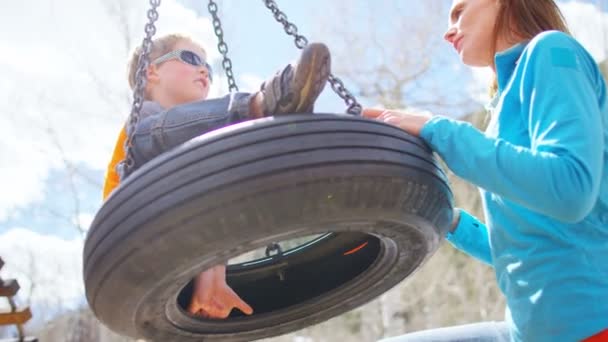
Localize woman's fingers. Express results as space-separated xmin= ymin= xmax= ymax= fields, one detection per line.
xmin=368 ymin=109 xmax=402 ymax=122
xmin=362 ymin=108 xmax=390 ymax=118
xmin=362 ymin=108 xmax=394 ymax=120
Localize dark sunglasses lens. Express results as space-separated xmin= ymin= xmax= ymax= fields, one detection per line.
xmin=180 ymin=51 xmax=202 ymax=66
xmin=180 ymin=50 xmax=213 ymax=82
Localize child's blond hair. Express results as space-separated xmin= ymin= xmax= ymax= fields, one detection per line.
xmin=127 ymin=33 xmax=208 ymax=91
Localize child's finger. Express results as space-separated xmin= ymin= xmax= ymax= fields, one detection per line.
xmin=204 ymin=301 xmax=225 ymax=319
xmin=237 ymin=300 xmax=254 ymax=315
xmin=229 ymin=291 xmax=254 ymax=315
xmin=196 ymin=308 xmax=211 ymax=319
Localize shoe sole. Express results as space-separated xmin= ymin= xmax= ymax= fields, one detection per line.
xmin=285 ymin=43 xmax=331 ymax=113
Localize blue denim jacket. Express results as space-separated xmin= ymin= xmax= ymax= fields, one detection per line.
xmin=126 ymin=93 xmax=252 ymax=173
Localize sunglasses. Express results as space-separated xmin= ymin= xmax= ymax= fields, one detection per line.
xmin=152 ymin=49 xmax=213 ymax=82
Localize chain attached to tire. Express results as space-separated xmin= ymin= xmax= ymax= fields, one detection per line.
xmin=122 ymin=0 xmax=161 ymax=179
xmin=262 ymin=0 xmax=362 ymax=115
xmin=208 ymin=0 xmax=239 ymax=92
xmin=265 ymin=242 xmax=283 ymax=258
xmin=265 ymin=242 xmax=286 ymax=280
xmin=124 ymin=0 xmax=362 ymax=180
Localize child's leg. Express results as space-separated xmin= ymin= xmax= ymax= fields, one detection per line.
xmin=258 ymin=42 xmax=330 ymax=115
xmin=131 ymin=92 xmax=253 ymax=167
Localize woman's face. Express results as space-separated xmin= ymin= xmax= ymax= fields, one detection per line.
xmin=444 ymin=0 xmax=501 ymax=67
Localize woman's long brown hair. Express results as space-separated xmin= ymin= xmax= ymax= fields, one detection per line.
xmin=489 ymin=0 xmax=570 ymax=96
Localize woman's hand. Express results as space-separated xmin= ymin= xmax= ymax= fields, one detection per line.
xmin=187 ymin=265 xmax=253 ymax=319
xmin=362 ymin=108 xmax=433 ymax=137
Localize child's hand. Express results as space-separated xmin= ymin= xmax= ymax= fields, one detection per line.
xmin=362 ymin=108 xmax=433 ymax=137
xmin=187 ymin=265 xmax=253 ymax=319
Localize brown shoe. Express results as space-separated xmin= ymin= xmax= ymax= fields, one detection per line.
xmin=260 ymin=43 xmax=331 ymax=115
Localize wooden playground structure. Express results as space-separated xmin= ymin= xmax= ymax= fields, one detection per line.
xmin=0 ymin=257 xmax=36 ymax=342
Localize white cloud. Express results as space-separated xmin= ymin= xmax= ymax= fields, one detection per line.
xmin=72 ymin=213 xmax=95 ymax=231
xmin=561 ymin=1 xmax=608 ymax=62
xmin=238 ymin=73 xmax=266 ymax=93
xmin=0 ymin=228 xmax=84 ymax=325
xmin=0 ymin=0 xmax=226 ymax=219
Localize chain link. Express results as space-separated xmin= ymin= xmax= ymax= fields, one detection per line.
xmin=262 ymin=0 xmax=362 ymax=115
xmin=122 ymin=0 xmax=161 ymax=179
xmin=265 ymin=242 xmax=283 ymax=257
xmin=208 ymin=0 xmax=239 ymax=92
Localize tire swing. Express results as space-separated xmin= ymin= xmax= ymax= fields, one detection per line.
xmin=83 ymin=1 xmax=454 ymax=341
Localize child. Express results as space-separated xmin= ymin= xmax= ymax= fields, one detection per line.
xmin=102 ymin=33 xmax=331 ymax=319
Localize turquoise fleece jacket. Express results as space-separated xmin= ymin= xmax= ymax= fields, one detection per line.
xmin=420 ymin=31 xmax=608 ymax=342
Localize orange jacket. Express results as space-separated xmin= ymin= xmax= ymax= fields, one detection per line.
xmin=102 ymin=126 xmax=127 ymax=200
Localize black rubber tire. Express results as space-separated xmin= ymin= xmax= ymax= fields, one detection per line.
xmin=83 ymin=114 xmax=453 ymax=342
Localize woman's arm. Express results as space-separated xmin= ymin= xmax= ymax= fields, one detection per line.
xmin=447 ymin=209 xmax=493 ymax=266
xmin=421 ymin=33 xmax=604 ymax=223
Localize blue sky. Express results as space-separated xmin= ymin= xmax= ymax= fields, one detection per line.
xmin=0 ymin=0 xmax=607 ymax=331
xmin=182 ymin=1 xmax=488 ymax=114
xmin=179 ymin=1 xmax=444 ymax=78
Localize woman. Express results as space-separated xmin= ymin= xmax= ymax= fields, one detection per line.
xmin=366 ymin=0 xmax=608 ymax=341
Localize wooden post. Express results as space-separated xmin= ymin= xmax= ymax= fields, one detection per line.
xmin=0 ymin=257 xmax=38 ymax=342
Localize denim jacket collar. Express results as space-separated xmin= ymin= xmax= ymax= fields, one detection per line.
xmin=141 ymin=101 xmax=164 ymax=118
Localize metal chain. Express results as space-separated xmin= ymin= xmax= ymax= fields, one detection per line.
xmin=122 ymin=0 xmax=161 ymax=179
xmin=262 ymin=0 xmax=362 ymax=115
xmin=207 ymin=0 xmax=290 ymax=262
xmin=208 ymin=0 xmax=239 ymax=92
xmin=265 ymin=242 xmax=283 ymax=257
xmin=122 ymin=0 xmax=361 ymax=180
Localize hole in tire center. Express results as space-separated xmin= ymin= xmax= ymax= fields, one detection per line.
xmin=176 ymin=232 xmax=382 ymax=317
